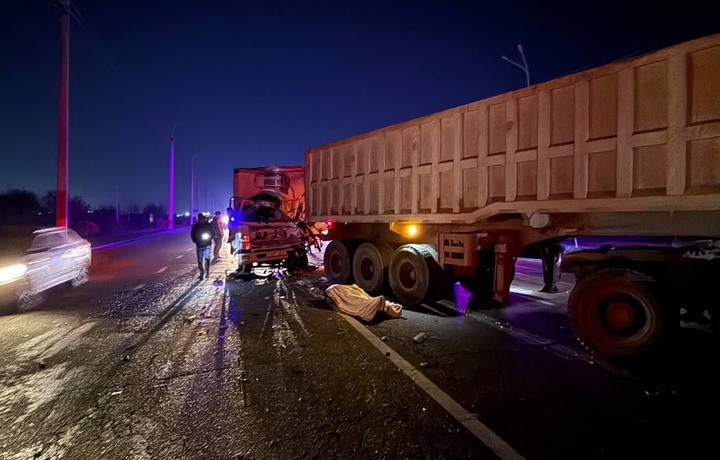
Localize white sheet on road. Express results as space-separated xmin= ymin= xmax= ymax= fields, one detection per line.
xmin=325 ymin=284 xmax=402 ymax=321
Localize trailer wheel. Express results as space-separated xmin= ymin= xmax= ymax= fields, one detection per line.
xmin=567 ymin=269 xmax=667 ymax=358
xmin=324 ymin=240 xmax=354 ymax=284
xmin=388 ymin=244 xmax=444 ymax=306
xmin=352 ymin=242 xmax=394 ymax=294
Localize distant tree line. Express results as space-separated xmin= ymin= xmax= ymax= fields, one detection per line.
xmin=0 ymin=189 xmax=168 ymax=236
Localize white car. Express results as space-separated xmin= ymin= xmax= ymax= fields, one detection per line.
xmin=0 ymin=227 xmax=91 ymax=312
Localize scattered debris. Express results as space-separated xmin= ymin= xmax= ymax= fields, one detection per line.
xmin=110 ymin=390 xmax=123 ymax=396
xmin=36 ymin=359 xmax=46 ymax=370
xmin=122 ymin=355 xmax=131 ymax=362
xmin=380 ymin=336 xmax=389 ymax=342
xmin=419 ymin=362 xmax=431 ymax=368
xmin=184 ymin=315 xmax=198 ymax=323
xmin=197 ymin=330 xmax=207 ymax=336
xmin=240 ymin=321 xmax=246 ymax=326
xmin=413 ymin=332 xmax=427 ymax=343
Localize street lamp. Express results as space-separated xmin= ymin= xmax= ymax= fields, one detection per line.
xmin=502 ymin=43 xmax=530 ymax=87
xmin=168 ymin=123 xmax=178 ymax=230
xmin=190 ymin=153 xmax=198 ymax=225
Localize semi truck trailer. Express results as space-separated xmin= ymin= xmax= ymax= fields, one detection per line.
xmin=305 ymin=33 xmax=720 ymax=358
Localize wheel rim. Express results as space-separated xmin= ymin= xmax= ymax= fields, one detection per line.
xmin=329 ymin=251 xmax=343 ymax=276
xmin=359 ymin=257 xmax=374 ymax=281
xmin=398 ymin=261 xmax=417 ymax=290
xmin=71 ymin=266 xmax=89 ymax=287
xmin=592 ymin=292 xmax=648 ymax=337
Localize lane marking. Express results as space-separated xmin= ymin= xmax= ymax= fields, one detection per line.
xmin=175 ymin=255 xmax=184 ymax=259
xmin=340 ymin=313 xmax=525 ymax=460
xmin=156 ymin=266 xmax=168 ymax=274
xmin=466 ymin=310 xmax=670 ymax=393
xmin=133 ymin=283 xmax=146 ymax=291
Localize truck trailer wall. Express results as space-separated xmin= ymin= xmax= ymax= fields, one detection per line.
xmin=305 ymin=34 xmax=720 ymax=227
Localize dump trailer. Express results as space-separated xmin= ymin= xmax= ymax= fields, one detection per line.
xmin=228 ymin=165 xmax=308 ymax=273
xmin=305 ymin=34 xmax=720 ymax=358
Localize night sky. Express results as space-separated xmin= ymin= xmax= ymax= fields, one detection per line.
xmin=1 ymin=0 xmax=718 ymax=214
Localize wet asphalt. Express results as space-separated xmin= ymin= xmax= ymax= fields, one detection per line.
xmin=0 ymin=229 xmax=718 ymax=459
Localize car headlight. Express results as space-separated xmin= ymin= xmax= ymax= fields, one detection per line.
xmin=0 ymin=263 xmax=27 ymax=285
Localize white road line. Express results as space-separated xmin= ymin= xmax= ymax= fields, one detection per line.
xmin=340 ymin=313 xmax=525 ymax=460
xmin=175 ymin=254 xmax=183 ymax=259
xmin=156 ymin=266 xmax=168 ymax=274
xmin=133 ymin=283 xmax=146 ymax=291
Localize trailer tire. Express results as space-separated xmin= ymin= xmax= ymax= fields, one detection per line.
xmin=324 ymin=240 xmax=354 ymax=284
xmin=389 ymin=244 xmax=444 ymax=306
xmin=567 ymin=269 xmax=667 ymax=358
xmin=352 ymin=242 xmax=394 ymax=294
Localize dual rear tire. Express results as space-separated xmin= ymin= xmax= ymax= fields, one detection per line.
xmin=323 ymin=240 xmax=444 ymax=306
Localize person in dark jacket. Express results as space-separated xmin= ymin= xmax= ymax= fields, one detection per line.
xmin=190 ymin=213 xmax=213 ymax=280
xmin=211 ymin=211 xmax=224 ymax=262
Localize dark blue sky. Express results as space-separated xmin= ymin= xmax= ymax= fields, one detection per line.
xmin=1 ymin=0 xmax=718 ymax=212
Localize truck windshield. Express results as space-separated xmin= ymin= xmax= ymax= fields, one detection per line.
xmin=238 ymin=204 xmax=290 ymax=223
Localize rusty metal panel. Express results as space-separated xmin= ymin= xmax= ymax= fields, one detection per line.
xmin=518 ymin=95 xmax=539 ymax=151
xmin=689 ymin=46 xmax=720 ymax=124
xmin=634 ymin=61 xmax=669 ymax=133
xmin=589 ymin=74 xmax=618 ymax=140
xmin=551 ymin=86 xmax=575 ymax=146
xmin=420 ymin=121 xmax=439 ymax=166
xmin=549 ymin=156 xmax=574 ymax=199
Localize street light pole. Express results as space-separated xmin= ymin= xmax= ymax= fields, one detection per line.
xmin=501 ymin=43 xmax=530 ymax=87
xmin=56 ymin=0 xmax=70 ymax=228
xmin=190 ymin=153 xmax=198 ymax=225
xmin=168 ymin=123 xmax=178 ymax=230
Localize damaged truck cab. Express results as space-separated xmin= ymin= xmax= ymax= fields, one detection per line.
xmin=228 ymin=166 xmax=308 ymax=274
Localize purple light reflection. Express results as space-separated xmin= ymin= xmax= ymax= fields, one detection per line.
xmin=453 ymin=281 xmax=472 ymax=315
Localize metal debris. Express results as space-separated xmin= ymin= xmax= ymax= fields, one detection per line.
xmin=413 ymin=332 xmax=427 ymax=343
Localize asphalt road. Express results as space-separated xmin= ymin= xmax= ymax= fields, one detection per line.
xmin=0 ymin=229 xmax=717 ymax=459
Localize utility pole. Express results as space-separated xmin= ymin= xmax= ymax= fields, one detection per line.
xmin=115 ymin=186 xmax=120 ymax=223
xmin=168 ymin=123 xmax=177 ymax=230
xmin=190 ymin=154 xmax=198 ymax=225
xmin=56 ymin=0 xmax=70 ymax=228
xmin=502 ymin=43 xmax=530 ymax=87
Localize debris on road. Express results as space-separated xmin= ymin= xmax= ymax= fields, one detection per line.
xmin=413 ymin=332 xmax=427 ymax=343
xmin=325 ymin=284 xmax=402 ymax=322
xmin=381 ymin=336 xmax=389 ymax=342
xmin=36 ymin=360 xmax=46 ymax=370
xmin=110 ymin=390 xmax=123 ymax=396
xmin=197 ymin=330 xmax=207 ymax=336
xmin=184 ymin=315 xmax=198 ymax=323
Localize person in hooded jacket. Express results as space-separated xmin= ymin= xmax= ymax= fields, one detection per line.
xmin=190 ymin=213 xmax=213 ymax=280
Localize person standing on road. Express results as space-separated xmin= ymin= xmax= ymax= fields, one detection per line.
xmin=211 ymin=211 xmax=224 ymax=262
xmin=191 ymin=213 xmax=213 ymax=280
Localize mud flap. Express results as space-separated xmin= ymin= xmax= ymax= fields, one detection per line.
xmin=492 ymin=238 xmax=515 ymax=305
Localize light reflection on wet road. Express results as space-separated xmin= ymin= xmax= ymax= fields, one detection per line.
xmin=0 ymin=230 xmax=717 ymax=459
